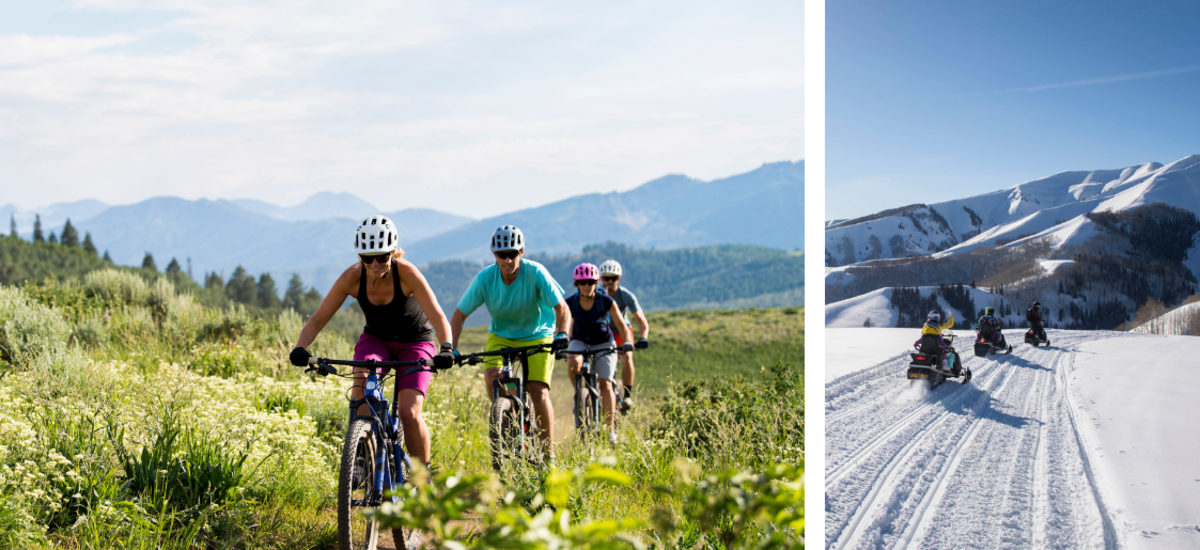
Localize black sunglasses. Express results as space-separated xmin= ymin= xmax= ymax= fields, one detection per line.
xmin=577 ymin=280 xmax=597 ymax=286
xmin=360 ymin=254 xmax=389 ymax=264
xmin=602 ymin=275 xmax=619 ymax=282
xmin=495 ymin=250 xmax=520 ymax=260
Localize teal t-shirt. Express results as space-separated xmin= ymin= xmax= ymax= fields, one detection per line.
xmin=457 ymin=259 xmax=565 ymax=340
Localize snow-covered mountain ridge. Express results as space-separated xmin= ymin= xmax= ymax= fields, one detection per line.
xmin=826 ymin=154 xmax=1200 ymax=329
xmin=826 ymin=155 xmax=1200 ymax=267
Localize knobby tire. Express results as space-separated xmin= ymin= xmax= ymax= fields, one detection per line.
xmin=338 ymin=419 xmax=379 ymax=550
xmin=489 ymin=397 xmax=521 ymax=471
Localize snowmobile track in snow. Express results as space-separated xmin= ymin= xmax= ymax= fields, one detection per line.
xmin=825 ymin=330 xmax=1120 ymax=550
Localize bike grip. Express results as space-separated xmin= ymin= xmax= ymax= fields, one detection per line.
xmin=307 ymin=357 xmax=319 ymax=365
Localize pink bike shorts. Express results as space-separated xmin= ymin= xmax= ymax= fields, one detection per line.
xmin=353 ymin=334 xmax=437 ymax=396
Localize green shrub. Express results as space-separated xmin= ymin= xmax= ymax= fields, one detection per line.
xmin=71 ymin=315 xmax=111 ymax=348
xmin=123 ymin=418 xmax=251 ymax=511
xmin=198 ymin=305 xmax=252 ymax=343
xmin=84 ymin=268 xmax=151 ymax=306
xmin=369 ymin=460 xmax=804 ymax=550
xmin=0 ymin=286 xmax=71 ymax=367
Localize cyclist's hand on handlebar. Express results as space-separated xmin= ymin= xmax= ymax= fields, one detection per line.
xmin=552 ymin=332 xmax=569 ymax=351
xmin=434 ymin=344 xmax=456 ymax=369
xmin=620 ymin=342 xmax=634 ymax=353
xmin=289 ymin=347 xmax=311 ymax=367
xmin=635 ymin=337 xmax=648 ymax=350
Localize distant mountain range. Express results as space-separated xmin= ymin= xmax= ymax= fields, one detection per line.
xmin=406 ymin=160 xmax=804 ymax=261
xmin=826 ymin=154 xmax=1200 ymax=329
xmin=3 ymin=161 xmax=802 ymax=293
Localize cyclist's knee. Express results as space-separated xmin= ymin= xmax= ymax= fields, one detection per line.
xmin=528 ymin=381 xmax=550 ymax=399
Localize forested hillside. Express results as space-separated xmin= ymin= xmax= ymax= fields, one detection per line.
xmin=422 ymin=242 xmax=804 ymax=315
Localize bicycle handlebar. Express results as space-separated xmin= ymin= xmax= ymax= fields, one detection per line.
xmin=453 ymin=343 xmax=553 ymax=366
xmin=303 ymin=356 xmax=441 ymax=378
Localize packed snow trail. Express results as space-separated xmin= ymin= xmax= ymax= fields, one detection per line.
xmin=825 ymin=330 xmax=1123 ymax=549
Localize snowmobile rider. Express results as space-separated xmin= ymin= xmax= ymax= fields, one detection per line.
xmin=1027 ymin=301 xmax=1047 ymax=341
xmin=914 ymin=310 xmax=958 ymax=374
xmin=977 ymin=307 xmax=1005 ymax=346
xmin=921 ymin=310 xmax=955 ymax=338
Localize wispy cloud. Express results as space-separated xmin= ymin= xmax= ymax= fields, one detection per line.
xmin=0 ymin=0 xmax=803 ymax=217
xmin=967 ymin=64 xmax=1200 ymax=96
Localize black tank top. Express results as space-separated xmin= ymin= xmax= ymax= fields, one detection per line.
xmin=357 ymin=260 xmax=435 ymax=343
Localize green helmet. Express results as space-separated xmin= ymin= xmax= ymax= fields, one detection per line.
xmin=984 ymin=307 xmax=995 ymax=316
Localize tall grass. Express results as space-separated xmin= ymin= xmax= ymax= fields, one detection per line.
xmin=0 ymin=273 xmax=802 ymax=548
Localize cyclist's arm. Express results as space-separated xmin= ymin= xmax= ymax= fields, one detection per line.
xmin=631 ymin=309 xmax=649 ymax=339
xmin=608 ymin=301 xmax=634 ymax=344
xmin=296 ymin=265 xmax=355 ymax=349
xmin=553 ymin=299 xmax=572 ymax=336
xmin=397 ymin=260 xmax=452 ymax=347
xmin=450 ymin=308 xmax=467 ymax=349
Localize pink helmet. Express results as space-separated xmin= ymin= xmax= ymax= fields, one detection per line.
xmin=573 ymin=263 xmax=599 ymax=281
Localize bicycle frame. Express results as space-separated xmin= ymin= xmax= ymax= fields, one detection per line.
xmin=307 ymin=358 xmax=433 ymax=503
xmin=564 ymin=345 xmax=617 ymax=433
xmin=458 ymin=343 xmax=551 ymax=456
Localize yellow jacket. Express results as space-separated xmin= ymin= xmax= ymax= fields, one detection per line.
xmin=920 ymin=314 xmax=954 ymax=335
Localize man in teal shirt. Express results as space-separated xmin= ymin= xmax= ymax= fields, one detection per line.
xmin=450 ymin=225 xmax=571 ymax=460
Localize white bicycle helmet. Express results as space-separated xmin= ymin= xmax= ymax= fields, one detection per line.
xmin=598 ymin=260 xmax=622 ymax=277
xmin=355 ymin=215 xmax=399 ymax=254
xmin=490 ymin=225 xmax=525 ymax=252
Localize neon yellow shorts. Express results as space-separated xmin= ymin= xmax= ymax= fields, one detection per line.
xmin=485 ymin=333 xmax=554 ymax=387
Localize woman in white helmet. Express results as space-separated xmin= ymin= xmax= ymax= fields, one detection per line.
xmin=598 ymin=259 xmax=649 ymax=413
xmin=289 ymin=215 xmax=454 ymax=468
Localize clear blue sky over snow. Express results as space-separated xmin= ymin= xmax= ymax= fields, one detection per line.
xmin=827 ymin=0 xmax=1200 ymax=220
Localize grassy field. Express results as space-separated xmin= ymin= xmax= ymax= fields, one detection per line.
xmin=0 ymin=269 xmax=801 ymax=549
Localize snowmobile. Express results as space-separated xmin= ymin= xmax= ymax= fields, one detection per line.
xmin=1024 ymin=327 xmax=1050 ymax=347
xmin=907 ymin=331 xmax=972 ymax=388
xmin=973 ymin=328 xmax=1013 ymax=356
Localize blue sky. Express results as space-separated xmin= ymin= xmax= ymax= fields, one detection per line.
xmin=0 ymin=0 xmax=801 ymax=218
xmin=827 ymin=0 xmax=1200 ymax=220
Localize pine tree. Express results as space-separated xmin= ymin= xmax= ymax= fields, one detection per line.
xmin=284 ymin=274 xmax=305 ymax=311
xmin=230 ymin=266 xmax=256 ymax=304
xmin=48 ymin=231 xmax=58 ymax=244
xmin=60 ymin=219 xmax=78 ymax=248
xmin=142 ymin=252 xmax=157 ymax=272
xmin=300 ymin=287 xmax=323 ymax=316
xmin=205 ymin=271 xmax=225 ymax=291
xmin=258 ymin=273 xmax=280 ymax=309
xmin=9 ymin=214 xmax=16 ymax=238
xmin=187 ymin=258 xmax=193 ymax=280
xmin=103 ymin=251 xmax=112 ymax=262
xmin=33 ymin=215 xmax=43 ymax=242
xmin=82 ymin=233 xmax=97 ymax=255
xmin=166 ymin=258 xmax=181 ymax=275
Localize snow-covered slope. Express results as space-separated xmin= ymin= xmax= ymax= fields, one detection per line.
xmin=825 ymin=286 xmax=1019 ymax=328
xmin=1131 ymin=301 xmax=1200 ymax=336
xmin=826 ymin=155 xmax=1200 ymax=267
xmin=825 ymin=328 xmax=1200 ymax=549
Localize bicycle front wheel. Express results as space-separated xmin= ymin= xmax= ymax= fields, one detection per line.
xmin=489 ymin=397 xmax=521 ymax=470
xmin=338 ymin=419 xmax=380 ymax=550
xmin=573 ymin=375 xmax=589 ymax=440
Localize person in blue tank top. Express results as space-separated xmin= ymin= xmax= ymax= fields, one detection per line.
xmin=565 ymin=263 xmax=634 ymax=444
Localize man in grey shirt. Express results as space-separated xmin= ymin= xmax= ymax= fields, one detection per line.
xmin=598 ymin=260 xmax=649 ymax=413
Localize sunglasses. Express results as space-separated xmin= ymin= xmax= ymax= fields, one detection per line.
xmin=577 ymin=280 xmax=598 ymax=286
xmin=360 ymin=254 xmax=389 ymax=264
xmin=601 ymin=276 xmax=619 ymax=282
xmin=495 ymin=250 xmax=520 ymax=260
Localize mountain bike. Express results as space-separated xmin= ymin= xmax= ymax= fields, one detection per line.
xmin=560 ymin=344 xmax=618 ymax=441
xmin=305 ymin=356 xmax=448 ymax=550
xmin=455 ymin=343 xmax=553 ymax=470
